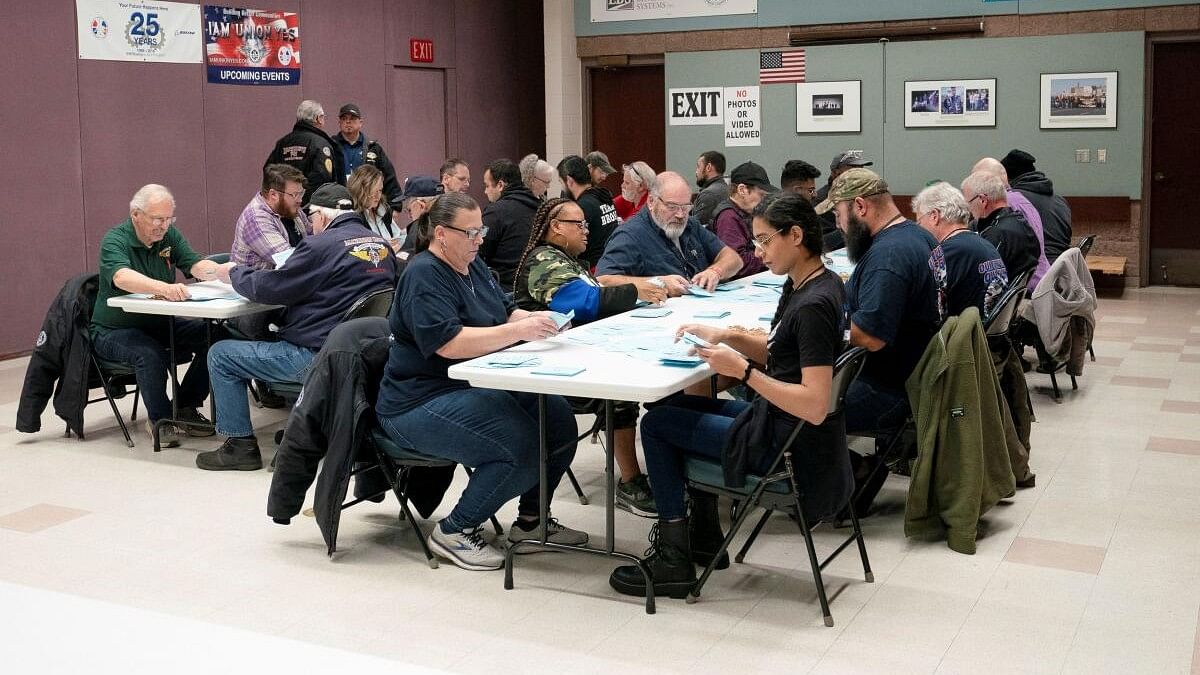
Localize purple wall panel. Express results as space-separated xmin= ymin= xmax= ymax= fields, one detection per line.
xmin=0 ymin=0 xmax=543 ymax=356
xmin=0 ymin=2 xmax=86 ymax=355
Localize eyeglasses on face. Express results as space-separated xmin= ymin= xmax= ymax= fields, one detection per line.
xmin=657 ymin=198 xmax=693 ymax=215
xmin=554 ymin=217 xmax=588 ymax=231
xmin=139 ymin=210 xmax=176 ymax=227
xmin=751 ymin=229 xmax=783 ymax=251
xmin=443 ymin=223 xmax=489 ymax=240
xmin=275 ymin=188 xmax=306 ymax=201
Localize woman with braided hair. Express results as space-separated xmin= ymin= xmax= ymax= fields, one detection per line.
xmin=513 ymin=197 xmax=667 ymax=517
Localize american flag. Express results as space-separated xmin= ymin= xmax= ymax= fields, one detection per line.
xmin=759 ymin=49 xmax=806 ymax=85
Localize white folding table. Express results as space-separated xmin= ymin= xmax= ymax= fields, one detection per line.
xmin=107 ymin=281 xmax=281 ymax=451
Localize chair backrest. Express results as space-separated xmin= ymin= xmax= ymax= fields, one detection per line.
xmin=983 ymin=269 xmax=1031 ymax=336
xmin=1076 ymin=234 xmax=1096 ymax=258
xmin=342 ymin=287 xmax=395 ymax=322
xmin=206 ymin=252 xmax=231 ymax=264
xmin=829 ymin=347 xmax=869 ymax=417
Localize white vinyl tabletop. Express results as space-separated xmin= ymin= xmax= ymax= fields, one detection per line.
xmin=448 ymin=254 xmax=854 ymax=403
xmin=107 ymin=280 xmax=281 ymax=320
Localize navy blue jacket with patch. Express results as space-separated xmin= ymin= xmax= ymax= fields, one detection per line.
xmin=230 ymin=212 xmax=400 ymax=350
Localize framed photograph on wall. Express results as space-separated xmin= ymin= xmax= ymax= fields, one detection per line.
xmin=904 ymin=79 xmax=996 ymax=128
xmin=1040 ymin=71 xmax=1117 ymax=129
xmin=796 ymin=81 xmax=861 ymax=134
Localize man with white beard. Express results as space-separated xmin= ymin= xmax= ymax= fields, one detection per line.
xmin=596 ymin=171 xmax=742 ymax=297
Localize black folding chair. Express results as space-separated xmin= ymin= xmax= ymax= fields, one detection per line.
xmin=71 ymin=349 xmax=142 ymax=448
xmin=367 ymin=426 xmax=504 ymax=568
xmin=1074 ymin=236 xmax=1097 ymax=361
xmin=683 ymin=347 xmax=874 ymax=627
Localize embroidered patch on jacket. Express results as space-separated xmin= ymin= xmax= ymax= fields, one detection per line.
xmin=349 ymin=242 xmax=389 ymax=268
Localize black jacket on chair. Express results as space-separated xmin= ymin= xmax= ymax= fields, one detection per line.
xmin=267 ymin=317 xmax=453 ymax=555
xmin=17 ymin=273 xmax=97 ymax=437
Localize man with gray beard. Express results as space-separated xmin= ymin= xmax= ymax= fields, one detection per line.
xmin=597 ymin=172 xmax=742 ymax=296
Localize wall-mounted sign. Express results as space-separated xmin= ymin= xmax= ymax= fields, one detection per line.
xmin=724 ymin=86 xmax=760 ymax=147
xmin=667 ymin=87 xmax=723 ymax=126
xmin=204 ymin=6 xmax=301 ymax=85
xmin=76 ymin=0 xmax=202 ymax=63
xmin=590 ymin=0 xmax=757 ymax=23
xmin=410 ymin=38 xmax=434 ymax=63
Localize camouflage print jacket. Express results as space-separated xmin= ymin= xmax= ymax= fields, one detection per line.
xmin=514 ymin=244 xmax=638 ymax=324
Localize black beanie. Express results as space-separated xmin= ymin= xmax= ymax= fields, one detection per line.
xmin=1001 ymin=149 xmax=1037 ymax=180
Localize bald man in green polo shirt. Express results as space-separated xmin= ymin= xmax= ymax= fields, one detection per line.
xmin=90 ymin=184 xmax=232 ymax=448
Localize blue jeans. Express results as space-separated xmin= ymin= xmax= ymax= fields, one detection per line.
xmin=844 ymin=378 xmax=911 ymax=436
xmin=377 ymin=389 xmax=578 ymax=532
xmin=92 ymin=320 xmax=211 ymax=423
xmin=207 ymin=339 xmax=315 ymax=437
xmin=640 ymin=396 xmax=750 ymax=520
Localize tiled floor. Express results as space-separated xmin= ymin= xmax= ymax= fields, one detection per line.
xmin=2 ymin=286 xmax=1200 ymax=674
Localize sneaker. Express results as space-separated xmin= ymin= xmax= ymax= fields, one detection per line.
xmin=507 ymin=517 xmax=589 ymax=548
xmin=616 ymin=474 xmax=658 ymax=517
xmin=176 ymin=407 xmax=216 ymax=437
xmin=196 ymin=436 xmax=263 ymax=471
xmin=254 ymin=382 xmax=288 ymax=409
xmin=146 ymin=419 xmax=181 ymax=448
xmin=428 ymin=524 xmax=504 ymax=571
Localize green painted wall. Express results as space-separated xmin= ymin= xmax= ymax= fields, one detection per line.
xmin=664 ymin=31 xmax=1144 ymax=198
xmin=578 ymin=0 xmax=1193 ymax=36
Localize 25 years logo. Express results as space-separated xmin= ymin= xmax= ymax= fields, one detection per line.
xmin=125 ymin=10 xmax=167 ymax=54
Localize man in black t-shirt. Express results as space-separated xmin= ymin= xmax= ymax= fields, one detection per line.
xmin=912 ymin=182 xmax=1008 ymax=320
xmin=815 ymin=169 xmax=939 ymax=435
xmin=558 ymin=155 xmax=619 ymax=267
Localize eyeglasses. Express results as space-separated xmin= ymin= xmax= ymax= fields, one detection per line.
xmin=443 ymin=224 xmax=489 ymax=240
xmin=751 ymin=230 xmax=783 ymax=251
xmin=275 ymin=188 xmax=305 ymax=201
xmin=968 ymin=194 xmax=986 ymax=204
xmin=530 ymin=175 xmax=550 ymax=185
xmin=657 ymin=198 xmax=693 ymax=215
xmin=140 ymin=211 xmax=176 ymax=227
xmin=555 ymin=217 xmax=588 ymax=231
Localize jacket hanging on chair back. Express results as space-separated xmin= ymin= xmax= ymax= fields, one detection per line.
xmin=17 ymin=273 xmax=99 ymax=437
xmin=904 ymin=308 xmax=1018 ymax=554
xmin=1020 ymin=248 xmax=1096 ymax=376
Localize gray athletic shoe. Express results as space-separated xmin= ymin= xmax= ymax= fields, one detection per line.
xmin=615 ymin=474 xmax=658 ymax=518
xmin=146 ymin=419 xmax=181 ymax=448
xmin=428 ymin=524 xmax=504 ymax=571
xmin=507 ymin=517 xmax=589 ymax=548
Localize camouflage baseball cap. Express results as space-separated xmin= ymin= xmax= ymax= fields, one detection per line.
xmin=813 ymin=168 xmax=889 ymax=215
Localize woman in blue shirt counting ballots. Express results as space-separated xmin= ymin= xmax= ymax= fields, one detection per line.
xmin=609 ymin=192 xmax=853 ymax=600
xmin=374 ymin=191 xmax=587 ymax=572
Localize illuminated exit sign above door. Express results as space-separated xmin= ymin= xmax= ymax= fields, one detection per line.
xmin=409 ymin=38 xmax=434 ymax=63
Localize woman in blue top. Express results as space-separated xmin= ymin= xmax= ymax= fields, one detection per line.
xmin=375 ymin=192 xmax=586 ymax=571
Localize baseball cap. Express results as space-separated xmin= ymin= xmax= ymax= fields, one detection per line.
xmin=813 ymin=168 xmax=890 ymax=215
xmin=829 ymin=150 xmax=873 ymax=172
xmin=338 ymin=103 xmax=362 ymax=118
xmin=1000 ymin=149 xmax=1037 ymax=180
xmin=729 ymin=161 xmax=779 ymax=192
xmin=308 ymin=183 xmax=353 ymax=211
xmin=401 ymin=175 xmax=443 ymax=201
xmin=585 ymin=151 xmax=616 ymax=174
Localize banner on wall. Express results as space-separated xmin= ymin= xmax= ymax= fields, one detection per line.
xmin=668 ymin=88 xmax=723 ymax=126
xmin=590 ymin=0 xmax=757 ymax=23
xmin=76 ymin=0 xmax=202 ymax=63
xmin=723 ymin=86 xmax=760 ymax=147
xmin=203 ymin=5 xmax=301 ymax=85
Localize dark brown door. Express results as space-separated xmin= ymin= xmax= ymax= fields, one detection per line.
xmin=1149 ymin=41 xmax=1200 ymax=286
xmin=590 ymin=65 xmax=665 ymax=198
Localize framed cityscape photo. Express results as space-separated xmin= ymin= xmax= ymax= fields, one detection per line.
xmin=904 ymin=78 xmax=996 ymax=128
xmin=1040 ymin=71 xmax=1117 ymax=129
xmin=796 ymin=80 xmax=861 ymax=134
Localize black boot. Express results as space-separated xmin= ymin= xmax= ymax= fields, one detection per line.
xmin=609 ymin=520 xmax=696 ymax=599
xmin=196 ymin=436 xmax=263 ymax=471
xmin=688 ymin=489 xmax=729 ymax=570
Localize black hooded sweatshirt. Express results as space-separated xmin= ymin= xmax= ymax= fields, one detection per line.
xmin=1011 ymin=171 xmax=1073 ymax=262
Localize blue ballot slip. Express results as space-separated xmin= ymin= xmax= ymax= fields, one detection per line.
xmin=686 ymin=286 xmax=714 ymax=297
xmin=548 ymin=310 xmax=575 ymax=330
xmin=693 ymin=310 xmax=731 ymax=319
xmin=659 ymin=355 xmax=703 ymax=367
xmin=530 ymin=365 xmax=586 ymax=377
xmin=752 ymin=276 xmax=787 ymax=287
xmin=715 ymin=282 xmax=740 ymax=292
xmin=630 ymin=307 xmax=672 ymax=318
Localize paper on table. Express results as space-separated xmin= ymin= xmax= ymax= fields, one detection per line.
xmin=185 ymin=284 xmax=241 ymax=301
xmin=271 ymin=248 xmax=295 ymax=268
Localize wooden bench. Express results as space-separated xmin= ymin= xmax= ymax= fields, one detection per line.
xmin=1086 ymin=255 xmax=1127 ymax=276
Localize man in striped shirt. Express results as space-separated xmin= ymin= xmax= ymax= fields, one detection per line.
xmin=231 ymin=164 xmax=312 ymax=270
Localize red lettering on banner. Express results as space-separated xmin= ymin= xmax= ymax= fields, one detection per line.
xmin=410 ymin=38 xmax=434 ymax=63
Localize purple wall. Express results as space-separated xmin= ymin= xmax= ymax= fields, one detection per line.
xmin=0 ymin=0 xmax=544 ymax=357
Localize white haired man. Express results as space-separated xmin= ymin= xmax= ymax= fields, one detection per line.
xmin=912 ymin=182 xmax=1008 ymax=319
xmin=264 ymin=100 xmax=345 ymax=204
xmin=613 ymin=161 xmax=656 ymax=221
xmin=961 ymin=171 xmax=1040 ymax=282
xmin=90 ymin=185 xmax=233 ymax=447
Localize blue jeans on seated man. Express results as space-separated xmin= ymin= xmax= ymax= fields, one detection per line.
xmin=206 ymin=339 xmax=316 ymax=437
xmin=378 ymin=389 xmax=578 ymax=533
xmin=843 ymin=377 xmax=911 ymax=437
xmin=639 ymin=395 xmax=750 ymax=521
xmin=92 ymin=319 xmax=211 ymax=423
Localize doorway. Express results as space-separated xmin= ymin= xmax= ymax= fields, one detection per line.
xmin=589 ymin=64 xmax=666 ymax=198
xmin=1148 ymin=39 xmax=1200 ymax=286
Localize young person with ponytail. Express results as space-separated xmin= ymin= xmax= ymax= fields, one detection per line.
xmin=609 ymin=192 xmax=853 ymax=599
xmin=374 ymin=192 xmax=587 ymax=571
xmin=512 ymin=197 xmax=668 ymax=516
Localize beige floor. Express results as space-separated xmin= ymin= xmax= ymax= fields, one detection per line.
xmin=2 ymin=287 xmax=1199 ymax=674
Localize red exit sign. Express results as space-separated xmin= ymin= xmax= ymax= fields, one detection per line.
xmin=410 ymin=38 xmax=434 ymax=63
